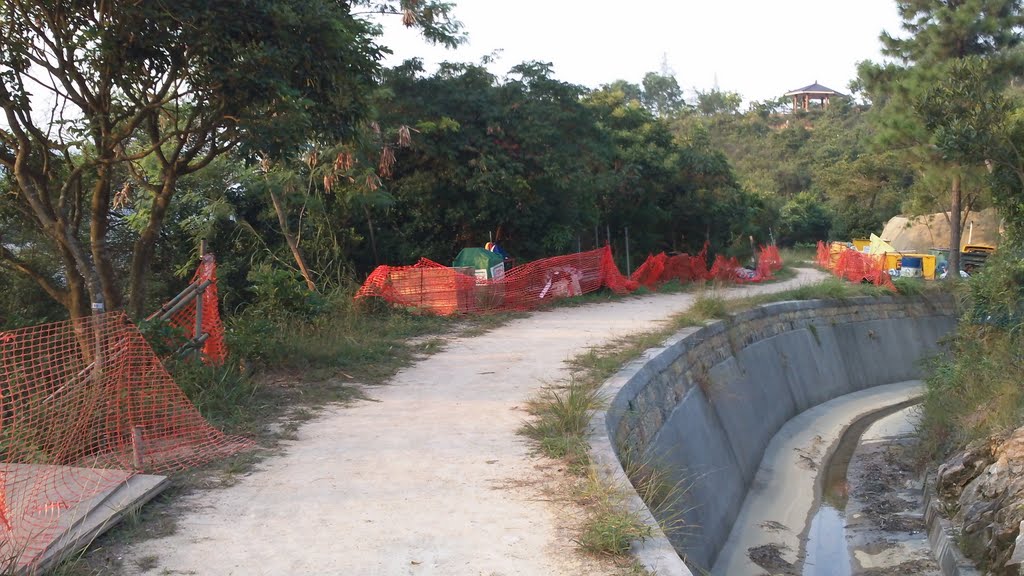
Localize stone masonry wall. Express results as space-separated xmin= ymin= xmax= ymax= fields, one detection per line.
xmin=598 ymin=294 xmax=958 ymax=571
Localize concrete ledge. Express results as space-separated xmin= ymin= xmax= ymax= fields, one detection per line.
xmin=589 ymin=294 xmax=957 ymax=574
xmin=924 ymin=480 xmax=981 ymax=576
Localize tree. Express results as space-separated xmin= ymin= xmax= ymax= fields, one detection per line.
xmin=641 ymin=71 xmax=687 ymax=118
xmin=695 ymin=88 xmax=743 ymax=116
xmin=779 ymin=191 xmax=833 ymax=244
xmin=920 ymin=56 xmax=1024 ymax=242
xmin=857 ymin=0 xmax=1024 ymax=277
xmin=371 ymin=60 xmax=611 ymax=261
xmin=0 ymin=0 xmax=461 ymax=319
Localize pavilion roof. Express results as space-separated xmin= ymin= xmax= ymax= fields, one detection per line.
xmin=784 ymin=82 xmax=843 ymax=96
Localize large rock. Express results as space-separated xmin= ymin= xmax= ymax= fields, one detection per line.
xmin=936 ymin=438 xmax=997 ymax=499
xmin=941 ymin=427 xmax=1024 ymax=574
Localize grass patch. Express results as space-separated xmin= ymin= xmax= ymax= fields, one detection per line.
xmin=574 ymin=472 xmax=653 ymax=556
xmin=521 ymin=378 xmax=604 ymax=474
xmin=690 ymin=294 xmax=728 ymax=320
xmin=779 ymin=244 xmax=818 ymax=267
xmin=919 ymin=324 xmax=1024 ymax=460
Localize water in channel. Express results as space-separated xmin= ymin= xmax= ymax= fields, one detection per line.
xmin=801 ymin=399 xmax=920 ymax=576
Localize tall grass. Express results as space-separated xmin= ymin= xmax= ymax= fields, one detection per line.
xmin=918 ymin=243 xmax=1024 ymax=461
xmin=226 ymin=292 xmax=451 ymax=380
xmin=574 ymin=470 xmax=653 ymax=556
xmin=779 ymin=244 xmax=818 ymax=267
xmin=521 ymin=378 xmax=603 ymax=474
xmin=919 ymin=325 xmax=1024 ymax=460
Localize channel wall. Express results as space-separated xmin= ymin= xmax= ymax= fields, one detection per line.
xmin=589 ymin=295 xmax=958 ymax=575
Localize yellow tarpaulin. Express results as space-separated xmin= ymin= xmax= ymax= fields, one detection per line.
xmin=868 ymin=234 xmax=895 ymax=255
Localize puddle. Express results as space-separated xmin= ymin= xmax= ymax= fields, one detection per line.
xmin=804 ymin=505 xmax=850 ymax=576
xmin=801 ymin=399 xmax=920 ymax=576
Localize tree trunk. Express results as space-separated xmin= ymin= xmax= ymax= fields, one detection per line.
xmin=90 ymin=166 xmax=123 ymax=311
xmin=948 ymin=171 xmax=962 ymax=279
xmin=268 ymin=187 xmax=317 ymax=291
xmin=127 ymin=179 xmax=176 ymax=318
xmin=57 ymin=240 xmax=93 ymax=322
xmin=363 ymin=204 xmax=380 ymax=265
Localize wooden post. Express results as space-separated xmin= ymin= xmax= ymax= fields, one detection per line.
xmin=194 ymin=240 xmax=206 ymax=361
xmin=625 ymin=226 xmax=631 ymax=275
xmin=131 ymin=426 xmax=145 ymax=470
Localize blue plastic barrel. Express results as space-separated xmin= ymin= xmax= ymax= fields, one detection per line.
xmin=900 ymin=256 xmax=923 ymax=278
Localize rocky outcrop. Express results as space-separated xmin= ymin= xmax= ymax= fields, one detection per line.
xmin=937 ymin=427 xmax=1024 ymax=574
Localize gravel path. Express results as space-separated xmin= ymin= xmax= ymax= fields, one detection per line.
xmin=128 ymin=268 xmax=827 ymax=576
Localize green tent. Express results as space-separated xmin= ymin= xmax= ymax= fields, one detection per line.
xmin=453 ymin=247 xmax=505 ymax=280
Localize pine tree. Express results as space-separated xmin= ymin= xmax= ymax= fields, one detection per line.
xmin=857 ymin=0 xmax=1024 ymax=277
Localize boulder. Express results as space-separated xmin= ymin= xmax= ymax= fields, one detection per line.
xmin=937 ymin=438 xmax=997 ymax=499
xmin=944 ymin=427 xmax=1024 ymax=574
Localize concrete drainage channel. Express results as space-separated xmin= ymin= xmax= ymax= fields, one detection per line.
xmin=589 ymin=295 xmax=976 ymax=576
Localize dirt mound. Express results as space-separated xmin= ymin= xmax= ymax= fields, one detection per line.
xmin=880 ymin=208 xmax=1003 ymax=252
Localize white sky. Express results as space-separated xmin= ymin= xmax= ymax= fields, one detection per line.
xmin=378 ymin=0 xmax=905 ymax=104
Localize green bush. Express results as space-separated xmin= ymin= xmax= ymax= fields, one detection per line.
xmin=919 ymin=325 xmax=1024 ymax=459
xmin=962 ymin=244 xmax=1024 ymax=329
xmin=226 ymin=288 xmax=448 ymax=380
xmin=138 ymin=319 xmax=188 ymax=358
xmin=170 ymin=360 xmax=262 ymax=433
xmin=919 ymin=239 xmax=1024 ymax=460
xmin=245 ymin=264 xmax=326 ymax=318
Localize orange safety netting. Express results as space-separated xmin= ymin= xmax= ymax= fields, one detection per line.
xmin=356 ymin=244 xmax=785 ymax=314
xmin=166 ymin=254 xmax=228 ymax=365
xmin=633 ymin=244 xmax=783 ymax=289
xmin=815 ymin=241 xmax=896 ymax=290
xmin=356 ymin=246 xmax=638 ymax=315
xmin=0 ymin=312 xmax=252 ymax=568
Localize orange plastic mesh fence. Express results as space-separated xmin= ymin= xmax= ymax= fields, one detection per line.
xmin=815 ymin=241 xmax=896 ymax=291
xmin=630 ymin=253 xmax=668 ymax=289
xmin=166 ymin=254 xmax=228 ymax=365
xmin=816 ymin=241 xmax=831 ymax=269
xmin=0 ymin=312 xmax=252 ymax=568
xmin=356 ymin=246 xmax=638 ymax=315
xmin=357 ymin=244 xmax=784 ymax=314
xmin=660 ymin=244 xmax=712 ymax=285
xmin=634 ymin=244 xmax=782 ymax=289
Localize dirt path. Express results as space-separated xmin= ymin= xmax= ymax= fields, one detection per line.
xmin=128 ymin=268 xmax=827 ymax=576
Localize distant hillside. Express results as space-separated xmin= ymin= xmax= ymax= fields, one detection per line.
xmin=672 ymin=103 xmax=913 ymax=244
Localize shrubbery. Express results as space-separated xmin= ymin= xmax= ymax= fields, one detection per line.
xmin=920 ymin=241 xmax=1024 ymax=459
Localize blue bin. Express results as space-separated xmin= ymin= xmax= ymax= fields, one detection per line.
xmin=900 ymin=256 xmax=923 ymax=278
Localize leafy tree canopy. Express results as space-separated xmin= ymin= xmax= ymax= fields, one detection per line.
xmin=0 ymin=0 xmax=461 ymax=318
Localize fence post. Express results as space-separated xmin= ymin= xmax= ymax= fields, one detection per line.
xmin=91 ymin=297 xmax=105 ymax=377
xmin=194 ymin=240 xmax=206 ymax=361
xmin=131 ymin=426 xmax=145 ymax=470
xmin=625 ymin=226 xmax=631 ymax=276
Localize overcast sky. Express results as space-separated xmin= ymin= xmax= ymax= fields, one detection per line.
xmin=377 ymin=0 xmax=906 ymax=104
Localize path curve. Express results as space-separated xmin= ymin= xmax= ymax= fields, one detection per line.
xmin=129 ymin=268 xmax=828 ymax=576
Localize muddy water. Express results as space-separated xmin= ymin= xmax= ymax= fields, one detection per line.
xmin=802 ymin=399 xmax=920 ymax=576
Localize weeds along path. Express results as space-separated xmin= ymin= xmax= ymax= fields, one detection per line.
xmin=127 ymin=268 xmax=828 ymax=576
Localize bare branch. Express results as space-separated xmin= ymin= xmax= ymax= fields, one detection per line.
xmin=0 ymin=243 xmax=69 ymax=306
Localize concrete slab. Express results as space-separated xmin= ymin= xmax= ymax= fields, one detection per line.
xmin=0 ymin=463 xmax=167 ymax=574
